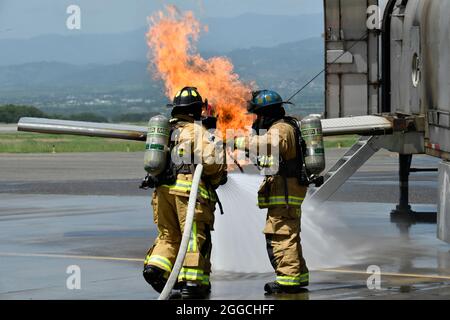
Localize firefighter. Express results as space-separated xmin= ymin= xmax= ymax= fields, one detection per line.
xmin=234 ymin=90 xmax=309 ymax=294
xmin=143 ymin=87 xmax=227 ymax=299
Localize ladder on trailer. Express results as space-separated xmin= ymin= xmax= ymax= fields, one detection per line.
xmin=308 ymin=136 xmax=384 ymax=204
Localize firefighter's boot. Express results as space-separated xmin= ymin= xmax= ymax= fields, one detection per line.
xmin=264 ymin=281 xmax=308 ymax=295
xmin=180 ymin=281 xmax=210 ymax=299
xmin=143 ymin=265 xmax=167 ymax=293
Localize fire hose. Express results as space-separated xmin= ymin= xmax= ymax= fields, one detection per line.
xmin=158 ymin=164 xmax=204 ymax=300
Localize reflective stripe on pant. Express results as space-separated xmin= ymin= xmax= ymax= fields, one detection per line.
xmin=177 ymin=222 xmax=212 ymax=285
xmin=177 ymin=268 xmax=211 ymax=285
xmin=144 ymin=186 xmax=214 ymax=285
xmin=264 ymin=206 xmax=309 ymax=285
xmin=276 ymin=273 xmax=309 ymax=286
xmin=144 ymin=254 xmax=173 ymax=273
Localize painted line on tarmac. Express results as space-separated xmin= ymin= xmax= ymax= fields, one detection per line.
xmin=0 ymin=252 xmax=142 ymax=263
xmin=317 ymin=268 xmax=450 ymax=281
xmin=2 ymin=252 xmax=450 ymax=281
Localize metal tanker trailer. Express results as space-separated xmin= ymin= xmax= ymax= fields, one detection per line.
xmin=322 ymin=0 xmax=450 ymax=241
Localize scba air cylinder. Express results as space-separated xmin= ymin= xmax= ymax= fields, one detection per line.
xmin=144 ymin=115 xmax=170 ymax=176
xmin=300 ymin=115 xmax=325 ymax=175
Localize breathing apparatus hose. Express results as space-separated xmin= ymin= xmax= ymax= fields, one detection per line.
xmin=158 ymin=164 xmax=204 ymax=300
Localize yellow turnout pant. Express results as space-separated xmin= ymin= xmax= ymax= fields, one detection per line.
xmin=144 ymin=186 xmax=215 ymax=286
xmin=264 ymin=206 xmax=309 ymax=286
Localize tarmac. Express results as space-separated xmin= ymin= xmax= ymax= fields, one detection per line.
xmin=0 ymin=124 xmax=17 ymax=133
xmin=1 ymin=148 xmax=450 ymax=300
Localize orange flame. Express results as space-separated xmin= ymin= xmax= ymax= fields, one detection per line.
xmin=146 ymin=5 xmax=254 ymax=132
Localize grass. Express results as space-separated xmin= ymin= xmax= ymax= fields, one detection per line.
xmin=0 ymin=132 xmax=358 ymax=154
xmin=0 ymin=132 xmax=145 ymax=153
xmin=324 ymin=135 xmax=358 ymax=149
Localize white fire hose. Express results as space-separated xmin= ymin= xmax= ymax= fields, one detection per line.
xmin=158 ymin=164 xmax=204 ymax=300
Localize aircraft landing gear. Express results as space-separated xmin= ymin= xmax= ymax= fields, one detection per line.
xmin=390 ymin=154 xmax=437 ymax=228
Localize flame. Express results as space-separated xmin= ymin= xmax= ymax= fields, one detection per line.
xmin=146 ymin=5 xmax=254 ymax=132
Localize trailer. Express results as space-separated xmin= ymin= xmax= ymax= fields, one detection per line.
xmin=322 ymin=0 xmax=450 ymax=241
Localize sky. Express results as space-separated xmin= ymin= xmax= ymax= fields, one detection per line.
xmin=0 ymin=0 xmax=323 ymax=39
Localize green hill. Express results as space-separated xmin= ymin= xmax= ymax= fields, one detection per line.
xmin=0 ymin=37 xmax=324 ymax=118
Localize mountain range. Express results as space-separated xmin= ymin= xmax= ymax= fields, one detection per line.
xmin=0 ymin=12 xmax=325 ymax=117
xmin=0 ymin=13 xmax=323 ymax=66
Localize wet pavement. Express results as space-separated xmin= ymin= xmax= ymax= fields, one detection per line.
xmin=1 ymin=150 xmax=450 ymax=300
xmin=0 ymin=150 xmax=440 ymax=203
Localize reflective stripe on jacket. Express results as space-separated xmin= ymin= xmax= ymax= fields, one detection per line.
xmin=258 ymin=195 xmax=304 ymax=207
xmin=162 ymin=174 xmax=218 ymax=201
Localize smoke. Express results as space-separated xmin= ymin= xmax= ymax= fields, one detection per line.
xmin=146 ymin=5 xmax=254 ymax=132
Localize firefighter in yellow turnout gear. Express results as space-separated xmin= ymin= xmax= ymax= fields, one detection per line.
xmin=235 ymin=90 xmax=309 ymax=294
xmin=143 ymin=87 xmax=227 ymax=299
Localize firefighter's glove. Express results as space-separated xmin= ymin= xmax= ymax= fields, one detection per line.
xmin=311 ymin=176 xmax=324 ymax=188
xmin=139 ymin=174 xmax=156 ymax=190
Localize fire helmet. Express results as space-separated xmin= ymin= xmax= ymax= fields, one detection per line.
xmin=247 ymin=90 xmax=292 ymax=115
xmin=169 ymin=87 xmax=204 ymax=119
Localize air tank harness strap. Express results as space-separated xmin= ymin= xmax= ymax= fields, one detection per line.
xmin=204 ymin=180 xmax=224 ymax=215
xmin=215 ymin=191 xmax=225 ymax=215
xmin=276 ymin=158 xmax=291 ymax=209
xmin=264 ymin=177 xmax=271 ymax=206
xmin=285 ymin=116 xmax=310 ymax=187
xmin=282 ymin=170 xmax=290 ymax=209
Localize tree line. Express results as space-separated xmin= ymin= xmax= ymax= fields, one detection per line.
xmin=0 ymin=104 xmax=156 ymax=124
